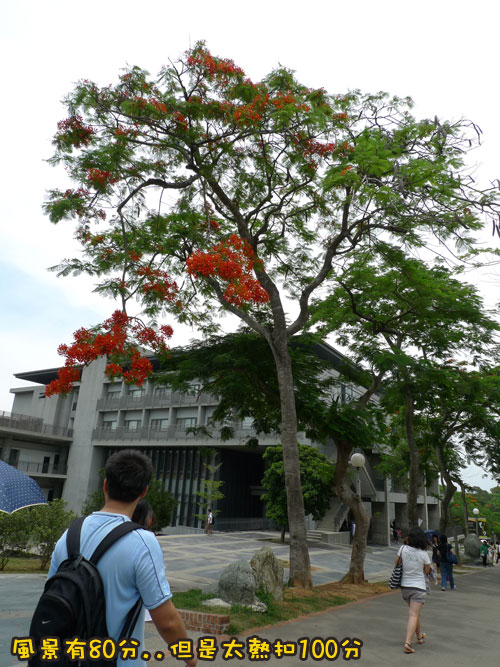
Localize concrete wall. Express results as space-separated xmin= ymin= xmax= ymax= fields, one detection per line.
xmin=371 ymin=500 xmax=390 ymax=546
xmin=63 ymin=357 xmax=107 ymax=513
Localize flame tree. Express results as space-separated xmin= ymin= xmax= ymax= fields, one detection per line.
xmin=44 ymin=43 xmax=500 ymax=586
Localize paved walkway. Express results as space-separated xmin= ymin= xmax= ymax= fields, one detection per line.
xmin=155 ymin=531 xmax=400 ymax=590
xmin=144 ymin=564 xmax=500 ymax=665
xmin=1 ymin=532 xmax=498 ymax=666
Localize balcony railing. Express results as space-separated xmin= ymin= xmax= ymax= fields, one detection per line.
xmin=17 ymin=460 xmax=68 ymax=476
xmin=92 ymin=422 xmax=268 ymax=442
xmin=96 ymin=391 xmax=217 ymax=411
xmin=0 ymin=411 xmax=73 ymax=439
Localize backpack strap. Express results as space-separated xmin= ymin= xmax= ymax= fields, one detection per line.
xmin=90 ymin=521 xmax=142 ymax=565
xmin=66 ymin=516 xmax=86 ymax=558
xmin=120 ymin=598 xmax=144 ymax=639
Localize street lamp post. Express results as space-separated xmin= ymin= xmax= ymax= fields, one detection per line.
xmin=473 ymin=507 xmax=479 ymax=536
xmin=349 ymin=452 xmax=366 ymax=499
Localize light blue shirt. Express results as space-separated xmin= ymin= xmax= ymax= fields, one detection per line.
xmin=48 ymin=511 xmax=172 ymax=667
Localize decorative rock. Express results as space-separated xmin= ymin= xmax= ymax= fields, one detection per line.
xmin=218 ymin=559 xmax=257 ymax=605
xmin=463 ymin=533 xmax=481 ymax=561
xmin=250 ymin=600 xmax=267 ymax=613
xmin=201 ymin=598 xmax=232 ymax=609
xmin=250 ymin=546 xmax=284 ymax=601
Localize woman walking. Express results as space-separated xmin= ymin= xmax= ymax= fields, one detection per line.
xmin=396 ymin=527 xmax=432 ymax=654
xmin=431 ymin=534 xmax=441 ymax=579
xmin=438 ymin=535 xmax=456 ymax=590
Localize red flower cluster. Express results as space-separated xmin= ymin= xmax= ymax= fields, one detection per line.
xmin=187 ymin=48 xmax=244 ymax=79
xmin=172 ymin=111 xmax=188 ymax=129
xmin=88 ymin=169 xmax=118 ymax=189
xmin=45 ymin=311 xmax=173 ymax=396
xmin=149 ymin=98 xmax=167 ymax=114
xmin=186 ymin=235 xmax=269 ymax=307
xmin=114 ymin=126 xmax=136 ymax=138
xmin=136 ymin=266 xmax=178 ymax=301
xmin=271 ymin=93 xmax=310 ymax=112
xmin=303 ymin=139 xmax=336 ymax=157
xmin=233 ymin=94 xmax=269 ymax=126
xmin=56 ymin=116 xmax=95 ymax=148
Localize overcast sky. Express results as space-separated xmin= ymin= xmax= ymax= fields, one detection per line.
xmin=1 ymin=0 xmax=499 ymax=490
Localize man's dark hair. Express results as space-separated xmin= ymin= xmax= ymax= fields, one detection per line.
xmin=105 ymin=449 xmax=154 ymax=502
xmin=439 ymin=534 xmax=448 ymax=546
xmin=407 ymin=527 xmax=428 ymax=550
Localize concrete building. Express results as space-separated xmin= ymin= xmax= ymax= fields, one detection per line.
xmin=3 ymin=343 xmax=439 ymax=544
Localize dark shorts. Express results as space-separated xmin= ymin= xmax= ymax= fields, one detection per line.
xmin=401 ymin=587 xmax=426 ymax=605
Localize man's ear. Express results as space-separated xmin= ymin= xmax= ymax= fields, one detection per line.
xmin=103 ymin=478 xmax=108 ymax=493
xmin=140 ymin=485 xmax=148 ymax=499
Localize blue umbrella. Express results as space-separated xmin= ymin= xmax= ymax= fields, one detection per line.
xmin=0 ymin=460 xmax=48 ymax=514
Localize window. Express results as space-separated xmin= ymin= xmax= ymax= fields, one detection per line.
xmin=150 ymin=418 xmax=169 ymax=430
xmin=176 ymin=417 xmax=197 ymax=428
xmin=154 ymin=387 xmax=169 ymax=398
xmin=107 ymin=387 xmax=121 ymax=398
xmin=103 ymin=421 xmax=117 ymax=430
xmin=125 ymin=419 xmax=141 ymax=430
xmin=128 ymin=389 xmax=144 ymax=399
xmin=72 ymin=389 xmax=79 ymax=411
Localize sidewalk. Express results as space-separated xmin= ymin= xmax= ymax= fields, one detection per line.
xmin=145 ymin=564 xmax=500 ymax=665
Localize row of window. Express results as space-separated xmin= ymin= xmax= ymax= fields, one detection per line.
xmin=105 ymin=385 xmax=201 ymax=399
xmin=102 ymin=417 xmax=197 ymax=430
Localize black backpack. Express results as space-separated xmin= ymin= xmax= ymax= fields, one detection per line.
xmin=28 ymin=516 xmax=143 ymax=666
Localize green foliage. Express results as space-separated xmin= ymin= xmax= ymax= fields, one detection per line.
xmin=450 ymin=486 xmax=500 ymax=536
xmin=195 ymin=463 xmax=225 ymax=522
xmin=262 ymin=445 xmax=334 ymax=528
xmin=31 ymin=500 xmax=77 ymax=569
xmin=145 ymin=479 xmax=177 ymax=531
xmin=0 ymin=510 xmax=32 ymax=570
xmin=82 ymin=486 xmax=105 ymax=515
xmin=156 ymin=330 xmax=341 ymax=438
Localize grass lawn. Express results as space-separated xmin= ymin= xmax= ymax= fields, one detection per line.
xmin=0 ymin=557 xmax=48 ymax=574
xmin=173 ymin=581 xmax=388 ymax=635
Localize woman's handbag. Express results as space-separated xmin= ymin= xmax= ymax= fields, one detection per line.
xmin=389 ymin=547 xmax=404 ymax=589
xmin=448 ymin=551 xmax=458 ymax=565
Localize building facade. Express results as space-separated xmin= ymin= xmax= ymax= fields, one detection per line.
xmin=3 ymin=343 xmax=440 ymax=544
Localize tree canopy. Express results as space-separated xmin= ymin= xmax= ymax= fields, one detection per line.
xmin=44 ymin=42 xmax=500 ymax=586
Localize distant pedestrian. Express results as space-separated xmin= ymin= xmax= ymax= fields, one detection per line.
xmin=397 ymin=527 xmax=432 ymax=654
xmin=206 ymin=508 xmax=213 ymax=535
xmin=496 ymin=541 xmax=500 ymax=564
xmin=489 ymin=542 xmax=496 ymax=566
xmin=438 ymin=535 xmax=456 ymax=590
xmin=392 ymin=523 xmax=399 ymax=543
xmin=480 ymin=540 xmax=488 ymax=567
xmin=431 ymin=535 xmax=441 ymax=578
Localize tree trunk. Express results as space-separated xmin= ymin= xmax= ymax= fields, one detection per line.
xmin=270 ymin=338 xmax=312 ymax=588
xmin=334 ymin=439 xmax=371 ymax=583
xmin=436 ymin=445 xmax=457 ymax=535
xmin=459 ymin=481 xmax=469 ymax=536
xmin=280 ymin=525 xmax=286 ymax=543
xmin=404 ymin=384 xmax=420 ymax=529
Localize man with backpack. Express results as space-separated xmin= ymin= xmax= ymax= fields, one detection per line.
xmin=30 ymin=449 xmax=197 ymax=667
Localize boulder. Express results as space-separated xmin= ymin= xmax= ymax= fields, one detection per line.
xmin=201 ymin=598 xmax=231 ymax=609
xmin=250 ymin=546 xmax=284 ymax=601
xmin=218 ymin=559 xmax=256 ymax=605
xmin=463 ymin=533 xmax=481 ymax=561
